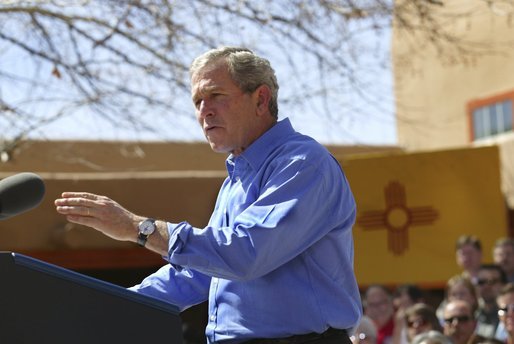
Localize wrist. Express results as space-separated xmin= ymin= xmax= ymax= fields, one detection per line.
xmin=137 ymin=218 xmax=157 ymax=247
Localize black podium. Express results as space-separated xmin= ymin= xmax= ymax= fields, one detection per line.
xmin=0 ymin=252 xmax=183 ymax=343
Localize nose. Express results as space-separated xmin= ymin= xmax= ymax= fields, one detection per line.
xmin=197 ymin=99 xmax=215 ymax=120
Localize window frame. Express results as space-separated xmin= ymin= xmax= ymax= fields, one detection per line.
xmin=467 ymin=89 xmax=514 ymax=141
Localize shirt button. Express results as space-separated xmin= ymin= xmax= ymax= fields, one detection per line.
xmin=210 ymin=315 xmax=216 ymax=321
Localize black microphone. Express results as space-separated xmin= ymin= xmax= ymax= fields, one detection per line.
xmin=0 ymin=172 xmax=46 ymax=220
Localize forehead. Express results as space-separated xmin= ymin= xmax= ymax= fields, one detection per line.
xmin=191 ymin=63 xmax=235 ymax=94
xmin=498 ymin=292 xmax=514 ymax=304
xmin=495 ymin=244 xmax=514 ymax=253
xmin=444 ymin=302 xmax=471 ymax=317
xmin=458 ymin=244 xmax=479 ymax=253
xmin=449 ymin=281 xmax=470 ymax=292
xmin=478 ymin=269 xmax=500 ymax=277
xmin=366 ymin=287 xmax=390 ymax=301
xmin=407 ymin=313 xmax=424 ymax=320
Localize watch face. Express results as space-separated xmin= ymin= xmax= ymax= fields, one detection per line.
xmin=139 ymin=219 xmax=155 ymax=235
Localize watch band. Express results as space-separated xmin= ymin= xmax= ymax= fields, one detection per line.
xmin=137 ymin=232 xmax=150 ymax=247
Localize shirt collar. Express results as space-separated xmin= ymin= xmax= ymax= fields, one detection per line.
xmin=226 ymin=118 xmax=295 ymax=172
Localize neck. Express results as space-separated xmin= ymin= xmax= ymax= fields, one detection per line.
xmin=230 ymin=118 xmax=277 ymax=157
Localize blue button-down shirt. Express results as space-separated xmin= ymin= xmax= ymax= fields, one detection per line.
xmin=131 ymin=118 xmax=361 ymax=343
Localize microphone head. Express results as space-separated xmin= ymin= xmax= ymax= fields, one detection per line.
xmin=0 ymin=172 xmax=46 ymax=220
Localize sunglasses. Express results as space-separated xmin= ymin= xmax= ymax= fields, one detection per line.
xmin=476 ymin=278 xmax=501 ymax=286
xmin=443 ymin=315 xmax=471 ymax=324
xmin=498 ymin=304 xmax=514 ymax=316
xmin=407 ymin=319 xmax=427 ymax=329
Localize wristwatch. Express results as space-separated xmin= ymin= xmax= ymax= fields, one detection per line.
xmin=137 ymin=218 xmax=156 ymax=247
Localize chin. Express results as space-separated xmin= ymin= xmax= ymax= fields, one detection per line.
xmin=208 ymin=143 xmax=230 ymax=154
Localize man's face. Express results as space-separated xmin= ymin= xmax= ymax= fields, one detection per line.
xmin=364 ymin=287 xmax=394 ymax=328
xmin=494 ymin=244 xmax=514 ymax=276
xmin=393 ymin=291 xmax=415 ymax=311
xmin=191 ymin=62 xmax=260 ymax=156
xmin=456 ymin=244 xmax=482 ymax=272
xmin=476 ymin=269 xmax=503 ymax=303
xmin=406 ymin=315 xmax=432 ymax=342
xmin=442 ymin=301 xmax=476 ymax=344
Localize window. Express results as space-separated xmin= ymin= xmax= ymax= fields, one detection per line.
xmin=468 ymin=90 xmax=514 ymax=141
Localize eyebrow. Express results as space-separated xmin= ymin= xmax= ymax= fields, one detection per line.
xmin=192 ymin=85 xmax=219 ymax=102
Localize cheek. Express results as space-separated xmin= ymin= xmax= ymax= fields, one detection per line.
xmin=420 ymin=324 xmax=431 ymax=332
xmin=502 ymin=314 xmax=514 ymax=324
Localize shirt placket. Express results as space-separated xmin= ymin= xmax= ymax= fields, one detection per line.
xmin=208 ymin=162 xmax=242 ymax=343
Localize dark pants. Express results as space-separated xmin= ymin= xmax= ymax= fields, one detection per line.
xmin=243 ymin=328 xmax=351 ymax=344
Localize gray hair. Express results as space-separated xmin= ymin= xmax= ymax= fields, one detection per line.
xmin=190 ymin=46 xmax=279 ymax=119
xmin=411 ymin=331 xmax=453 ymax=344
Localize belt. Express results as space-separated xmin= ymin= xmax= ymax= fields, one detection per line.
xmin=243 ymin=327 xmax=348 ymax=344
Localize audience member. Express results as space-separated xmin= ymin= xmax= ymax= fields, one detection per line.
xmin=493 ymin=238 xmax=514 ymax=283
xmin=357 ymin=236 xmax=514 ymax=344
xmin=496 ymin=282 xmax=514 ymax=344
xmin=442 ymin=299 xmax=484 ymax=344
xmin=364 ymin=285 xmax=396 ymax=344
xmin=394 ymin=285 xmax=425 ymax=312
xmin=469 ymin=337 xmax=505 ymax=344
xmin=455 ymin=235 xmax=483 ymax=282
xmin=474 ymin=264 xmax=507 ymax=339
xmin=404 ymin=303 xmax=443 ymax=343
xmin=392 ymin=285 xmax=425 ymax=344
xmin=351 ymin=315 xmax=378 ymax=344
xmin=437 ymin=274 xmax=480 ymax=324
xmin=411 ymin=330 xmax=453 ymax=344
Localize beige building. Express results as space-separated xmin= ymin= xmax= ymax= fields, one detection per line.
xmin=0 ymin=140 xmax=398 ymax=270
xmin=392 ymin=0 xmax=514 ymax=223
xmin=393 ymin=0 xmax=514 ymax=150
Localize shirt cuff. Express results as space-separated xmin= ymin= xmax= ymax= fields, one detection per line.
xmin=166 ymin=221 xmax=187 ymax=271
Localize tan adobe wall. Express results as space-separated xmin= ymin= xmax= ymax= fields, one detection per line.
xmin=392 ymin=0 xmax=514 ymax=151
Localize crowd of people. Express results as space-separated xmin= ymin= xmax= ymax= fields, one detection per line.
xmin=352 ymin=236 xmax=514 ymax=344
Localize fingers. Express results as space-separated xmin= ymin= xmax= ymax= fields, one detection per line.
xmin=54 ymin=192 xmax=138 ymax=243
xmin=55 ymin=193 xmax=100 ymax=217
xmin=60 ymin=192 xmax=99 ymax=200
xmin=55 ymin=192 xmax=102 ymax=206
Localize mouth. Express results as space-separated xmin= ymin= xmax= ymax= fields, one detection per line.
xmin=205 ymin=124 xmax=221 ymax=133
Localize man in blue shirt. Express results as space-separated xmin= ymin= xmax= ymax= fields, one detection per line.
xmin=55 ymin=47 xmax=361 ymax=343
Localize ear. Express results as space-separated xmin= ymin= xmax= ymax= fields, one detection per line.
xmin=254 ymin=84 xmax=272 ymax=117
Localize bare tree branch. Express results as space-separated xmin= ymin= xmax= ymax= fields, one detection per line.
xmin=0 ymin=0 xmax=512 ymax=158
